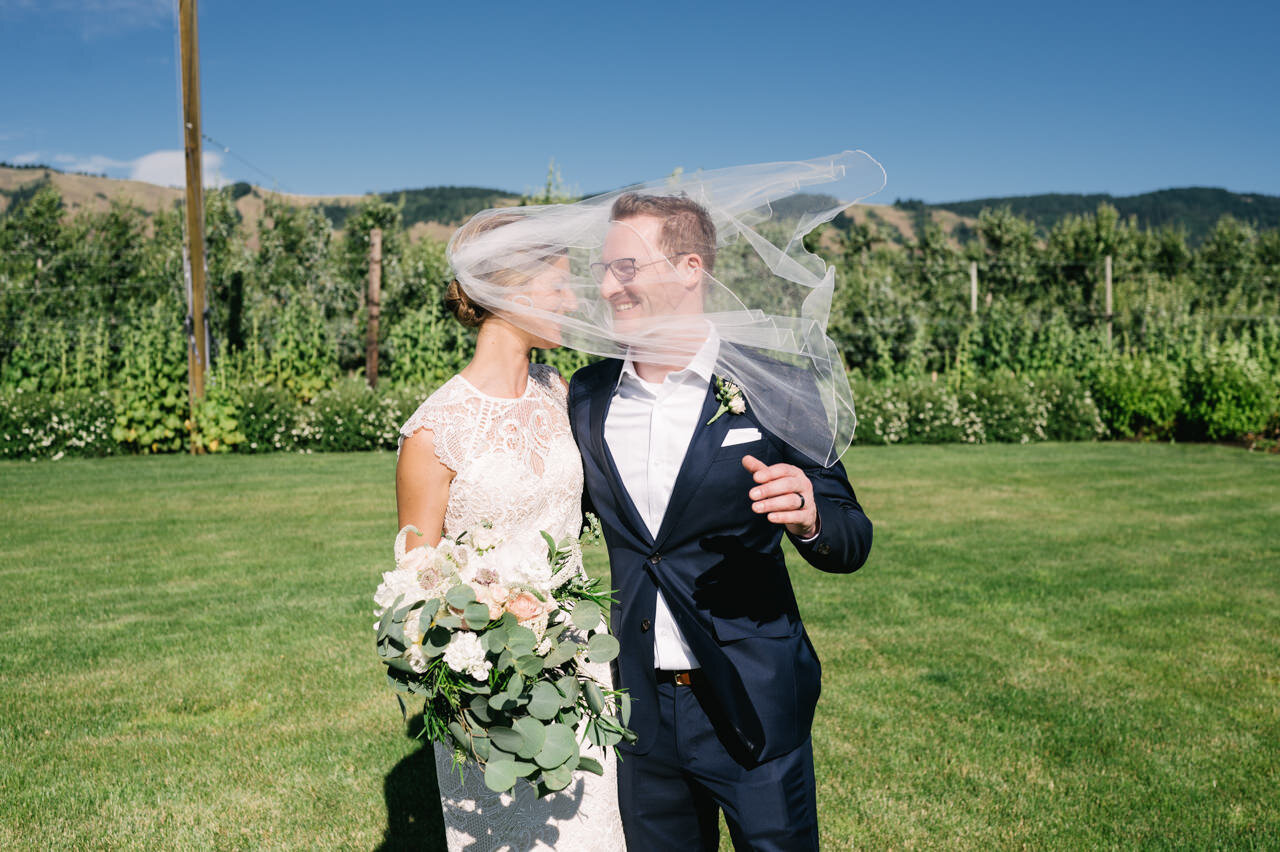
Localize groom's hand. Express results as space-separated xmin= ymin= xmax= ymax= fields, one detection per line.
xmin=743 ymin=455 xmax=819 ymax=540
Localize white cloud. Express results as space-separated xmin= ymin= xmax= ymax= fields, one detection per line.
xmin=12 ymin=151 xmax=43 ymax=165
xmin=129 ymin=149 xmax=225 ymax=188
xmin=54 ymin=153 xmax=131 ymax=174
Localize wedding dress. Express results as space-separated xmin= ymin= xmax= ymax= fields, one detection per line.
xmin=398 ymin=362 xmax=627 ymax=852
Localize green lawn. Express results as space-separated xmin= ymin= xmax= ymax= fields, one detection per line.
xmin=1 ymin=444 xmax=1277 ymax=850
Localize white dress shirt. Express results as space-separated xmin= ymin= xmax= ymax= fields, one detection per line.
xmin=604 ymin=329 xmax=721 ymax=670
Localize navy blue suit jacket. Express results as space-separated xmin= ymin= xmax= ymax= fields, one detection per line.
xmin=568 ymin=356 xmax=872 ymax=763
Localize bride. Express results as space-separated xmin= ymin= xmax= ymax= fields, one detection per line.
xmin=395 ymin=212 xmax=627 ymax=851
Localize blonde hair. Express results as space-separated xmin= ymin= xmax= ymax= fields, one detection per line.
xmin=445 ymin=211 xmax=563 ymax=328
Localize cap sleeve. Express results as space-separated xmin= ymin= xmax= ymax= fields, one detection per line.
xmin=398 ymin=391 xmax=463 ymax=471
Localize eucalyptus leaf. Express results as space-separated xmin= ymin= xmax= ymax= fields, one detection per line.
xmin=583 ymin=679 xmax=605 ymax=715
xmin=482 ymin=624 xmax=509 ymax=654
xmin=506 ymin=626 xmax=537 ymax=656
xmin=534 ymin=723 xmax=577 ymax=770
xmin=571 ymin=600 xmax=601 ymax=632
xmin=585 ymin=632 xmax=620 ymax=664
xmin=471 ymin=735 xmax=491 ymax=762
xmin=447 ymin=721 xmax=469 ymax=749
xmin=512 ymin=716 xmax=546 ymax=760
xmin=528 ymin=682 xmax=562 ymax=720
xmin=512 ymin=758 xmax=539 ymax=778
xmin=619 ymin=690 xmax=632 ymax=727
xmin=578 ymin=756 xmax=604 ymax=776
xmin=446 ymin=584 xmax=476 ymax=609
xmin=468 ymin=696 xmax=493 ymax=723
xmin=483 ymin=760 xmax=518 ymax=794
xmin=542 ymin=640 xmax=580 ymax=669
xmin=435 ymin=613 xmax=463 ymax=631
xmin=488 ymin=725 xmax=525 ymax=754
xmin=555 ymin=676 xmax=581 ymax=706
xmin=463 ymin=601 xmax=492 ymax=628
xmin=488 ymin=692 xmax=519 ymax=713
xmin=540 ymin=763 xmax=572 ymax=791
xmin=514 ymin=654 xmax=543 ymax=677
xmin=423 ymin=626 xmax=452 ymax=657
xmin=497 ymin=648 xmax=515 ymax=672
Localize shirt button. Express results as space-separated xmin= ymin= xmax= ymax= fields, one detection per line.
xmin=816 ymin=543 xmax=831 ymax=556
xmin=641 ymin=619 xmax=652 ymax=632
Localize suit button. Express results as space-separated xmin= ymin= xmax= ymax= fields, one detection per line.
xmin=650 ymin=553 xmax=662 ymax=563
xmin=641 ymin=619 xmax=652 ymax=632
xmin=816 ymin=543 xmax=831 ymax=556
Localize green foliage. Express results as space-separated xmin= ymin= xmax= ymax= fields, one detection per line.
xmin=4 ymin=178 xmax=1279 ymax=458
xmin=0 ymin=387 xmax=117 ymax=459
xmin=1089 ymin=355 xmax=1184 ymax=440
xmin=111 ymin=298 xmax=190 ymax=453
xmin=1179 ymin=341 xmax=1277 ymax=441
xmin=961 ymin=374 xmax=1049 ymax=444
xmin=1035 ymin=373 xmax=1108 ymax=441
xmin=295 ymin=377 xmax=418 ymax=452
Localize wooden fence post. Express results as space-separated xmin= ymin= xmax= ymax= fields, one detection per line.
xmin=366 ymin=228 xmax=382 ymax=388
xmin=969 ymin=261 xmax=978 ymax=315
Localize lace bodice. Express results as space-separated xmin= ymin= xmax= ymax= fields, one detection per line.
xmin=399 ymin=363 xmax=584 ymax=547
xmin=398 ymin=363 xmax=625 ymax=851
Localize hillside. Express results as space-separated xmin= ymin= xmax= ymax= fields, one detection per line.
xmin=915 ymin=187 xmax=1280 ymax=244
xmin=5 ymin=164 xmax=1275 ymax=248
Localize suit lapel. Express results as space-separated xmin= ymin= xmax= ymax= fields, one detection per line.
xmin=588 ymin=361 xmax=653 ymax=546
xmin=652 ymin=377 xmax=729 ymax=549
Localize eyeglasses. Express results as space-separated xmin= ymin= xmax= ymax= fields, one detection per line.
xmin=589 ymin=253 xmax=692 ymax=283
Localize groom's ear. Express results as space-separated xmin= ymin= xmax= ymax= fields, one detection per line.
xmin=681 ymin=253 xmax=704 ymax=291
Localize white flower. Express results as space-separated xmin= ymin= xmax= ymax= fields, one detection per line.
xmin=373 ymin=567 xmax=428 ymax=616
xmin=470 ymin=526 xmax=502 ymax=551
xmin=443 ymin=631 xmax=492 ymax=681
xmin=728 ymin=396 xmax=746 ymax=415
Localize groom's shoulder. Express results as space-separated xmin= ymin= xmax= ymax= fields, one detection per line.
xmin=567 ymin=359 xmax=623 ymax=401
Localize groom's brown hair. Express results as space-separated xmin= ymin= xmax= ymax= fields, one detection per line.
xmin=610 ymin=193 xmax=717 ymax=273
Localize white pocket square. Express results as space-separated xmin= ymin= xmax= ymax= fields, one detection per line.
xmin=721 ymin=427 xmax=762 ymax=447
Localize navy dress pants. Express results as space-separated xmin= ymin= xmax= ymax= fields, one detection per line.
xmin=617 ymin=680 xmax=819 ymax=851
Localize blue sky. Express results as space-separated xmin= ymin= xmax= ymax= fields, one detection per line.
xmin=2 ymin=0 xmax=1278 ymax=202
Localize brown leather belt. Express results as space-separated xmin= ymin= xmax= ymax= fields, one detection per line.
xmin=655 ymin=669 xmax=701 ymax=687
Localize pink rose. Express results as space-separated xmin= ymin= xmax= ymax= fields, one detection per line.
xmin=505 ymin=591 xmax=544 ymax=622
xmin=476 ymin=583 xmax=510 ymax=621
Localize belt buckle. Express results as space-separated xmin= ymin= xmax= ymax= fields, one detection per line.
xmin=673 ymin=671 xmax=694 ymax=687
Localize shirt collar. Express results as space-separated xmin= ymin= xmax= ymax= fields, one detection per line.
xmin=617 ymin=323 xmax=720 ymax=392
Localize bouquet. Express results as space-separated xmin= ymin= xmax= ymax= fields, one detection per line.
xmin=373 ymin=514 xmax=635 ymax=796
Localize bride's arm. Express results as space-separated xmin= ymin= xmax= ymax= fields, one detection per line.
xmin=395 ymin=428 xmax=455 ymax=548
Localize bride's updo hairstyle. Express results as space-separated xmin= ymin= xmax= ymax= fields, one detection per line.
xmin=445 ymin=211 xmax=568 ymax=330
xmin=444 ymin=212 xmax=520 ymax=328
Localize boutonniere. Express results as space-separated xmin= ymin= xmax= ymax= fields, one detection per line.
xmin=708 ymin=377 xmax=746 ymax=424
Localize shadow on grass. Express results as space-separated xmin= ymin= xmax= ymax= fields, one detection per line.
xmin=377 ymin=713 xmax=447 ymax=852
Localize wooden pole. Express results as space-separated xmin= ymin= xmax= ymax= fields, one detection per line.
xmin=969 ymin=261 xmax=978 ymax=315
xmin=366 ymin=228 xmax=382 ymax=388
xmin=179 ymin=0 xmax=209 ymax=420
xmin=1105 ymin=254 xmax=1113 ymax=346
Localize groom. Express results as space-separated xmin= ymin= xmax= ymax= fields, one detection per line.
xmin=567 ymin=193 xmax=873 ymax=850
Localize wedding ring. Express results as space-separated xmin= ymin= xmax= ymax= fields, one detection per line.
xmin=796 ymin=492 xmax=806 ymax=510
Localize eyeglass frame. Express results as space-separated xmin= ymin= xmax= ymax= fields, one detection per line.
xmin=589 ymin=252 xmax=694 ymax=284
